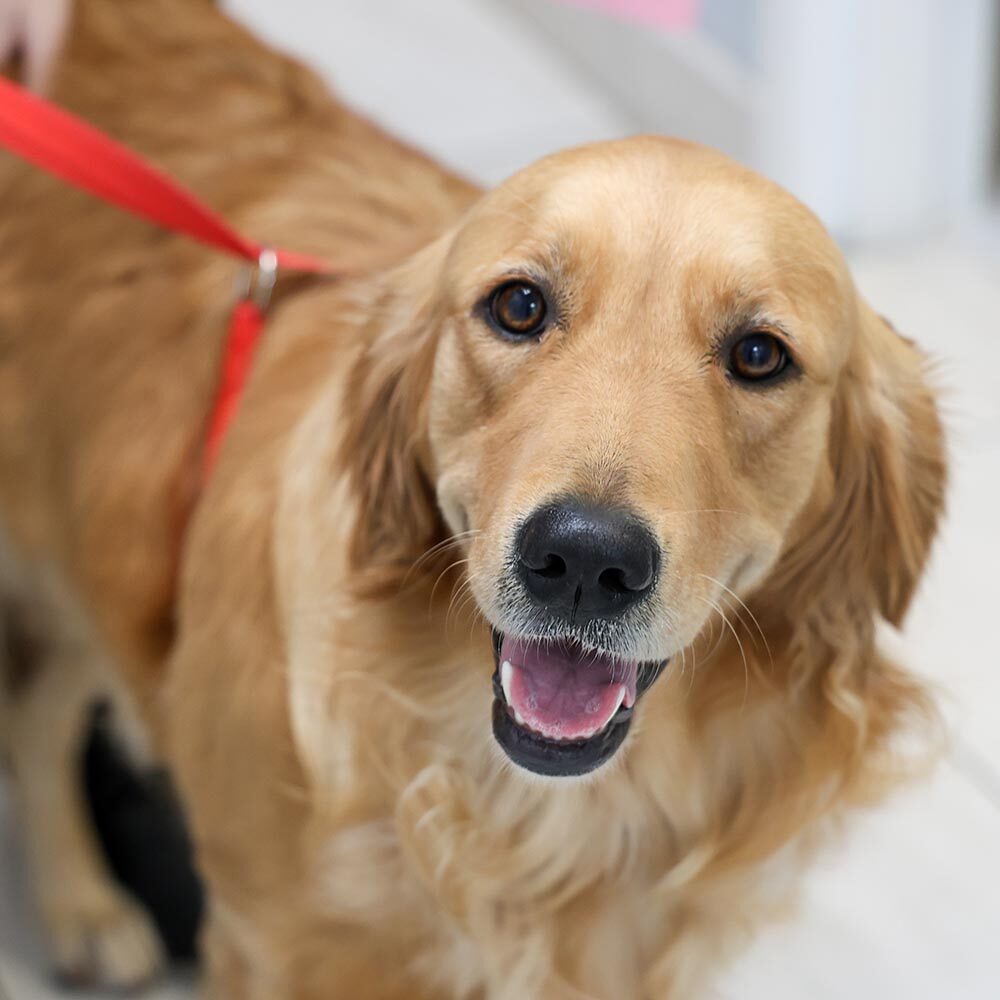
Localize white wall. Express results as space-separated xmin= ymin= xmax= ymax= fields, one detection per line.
xmin=506 ymin=0 xmax=999 ymax=243
xmin=755 ymin=0 xmax=998 ymax=242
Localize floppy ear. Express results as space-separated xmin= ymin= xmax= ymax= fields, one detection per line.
xmin=339 ymin=239 xmax=451 ymax=591
xmin=777 ymin=300 xmax=946 ymax=629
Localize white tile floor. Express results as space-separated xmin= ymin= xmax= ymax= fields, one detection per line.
xmin=3 ymin=1 xmax=1000 ymax=997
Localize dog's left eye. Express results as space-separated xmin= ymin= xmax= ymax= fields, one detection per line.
xmin=487 ymin=281 xmax=549 ymax=339
xmin=727 ymin=332 xmax=791 ymax=383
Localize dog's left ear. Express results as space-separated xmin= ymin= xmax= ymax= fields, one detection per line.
xmin=777 ymin=300 xmax=946 ymax=629
xmin=842 ymin=302 xmax=947 ymax=624
xmin=340 ymin=237 xmax=451 ymax=591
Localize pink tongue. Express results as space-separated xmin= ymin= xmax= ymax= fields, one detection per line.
xmin=499 ymin=637 xmax=638 ymax=742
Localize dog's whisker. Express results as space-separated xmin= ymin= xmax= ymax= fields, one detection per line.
xmin=464 ymin=597 xmax=490 ymax=647
xmin=445 ymin=577 xmax=483 ymax=635
xmin=443 ymin=580 xmax=469 ymax=633
xmin=698 ymin=574 xmax=772 ymax=671
xmin=685 ymin=648 xmax=697 ymax=697
xmin=691 ymin=606 xmax=726 ymax=668
xmin=429 ymin=556 xmax=471 ymax=611
xmin=448 ymin=586 xmax=482 ymax=636
xmin=679 ymin=644 xmax=698 ymax=699
xmin=405 ymin=529 xmax=482 ymax=586
xmin=697 ymin=596 xmax=751 ymax=708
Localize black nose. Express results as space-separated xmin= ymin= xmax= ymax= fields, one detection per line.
xmin=515 ymin=500 xmax=660 ymax=621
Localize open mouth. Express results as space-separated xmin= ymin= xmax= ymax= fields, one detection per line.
xmin=490 ymin=630 xmax=667 ymax=777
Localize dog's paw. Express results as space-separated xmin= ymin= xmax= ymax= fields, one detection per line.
xmin=44 ymin=888 xmax=165 ymax=991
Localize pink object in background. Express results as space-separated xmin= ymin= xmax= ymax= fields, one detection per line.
xmin=551 ymin=0 xmax=700 ymax=30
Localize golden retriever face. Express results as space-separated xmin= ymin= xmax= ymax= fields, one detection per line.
xmin=348 ymin=137 xmax=944 ymax=779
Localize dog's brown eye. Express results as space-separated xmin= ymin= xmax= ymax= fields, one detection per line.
xmin=488 ymin=281 xmax=548 ymax=338
xmin=728 ymin=332 xmax=790 ymax=383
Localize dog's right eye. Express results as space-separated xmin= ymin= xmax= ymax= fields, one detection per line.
xmin=487 ymin=281 xmax=549 ymax=339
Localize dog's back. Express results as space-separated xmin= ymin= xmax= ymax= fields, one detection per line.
xmin=0 ymin=0 xmax=475 ymax=707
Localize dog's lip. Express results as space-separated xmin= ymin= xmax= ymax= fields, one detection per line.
xmin=488 ymin=627 xmax=668 ymax=776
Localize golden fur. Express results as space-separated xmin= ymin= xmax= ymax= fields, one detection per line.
xmin=0 ymin=1 xmax=946 ymax=996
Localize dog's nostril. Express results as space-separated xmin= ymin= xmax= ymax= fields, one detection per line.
xmin=598 ymin=567 xmax=631 ymax=595
xmin=531 ymin=553 xmax=566 ymax=579
xmin=601 ymin=563 xmax=656 ymax=594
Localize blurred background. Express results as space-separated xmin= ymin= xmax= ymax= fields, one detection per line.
xmin=2 ymin=1 xmax=999 ymax=998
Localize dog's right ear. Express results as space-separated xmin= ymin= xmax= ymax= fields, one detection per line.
xmin=340 ymin=237 xmax=452 ymax=592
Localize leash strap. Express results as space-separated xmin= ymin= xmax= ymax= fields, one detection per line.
xmin=0 ymin=75 xmax=332 ymax=475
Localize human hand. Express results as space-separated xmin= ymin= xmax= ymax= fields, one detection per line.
xmin=0 ymin=0 xmax=71 ymax=91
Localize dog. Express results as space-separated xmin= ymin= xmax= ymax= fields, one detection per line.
xmin=0 ymin=0 xmax=946 ymax=996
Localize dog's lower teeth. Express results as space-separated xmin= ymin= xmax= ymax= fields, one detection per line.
xmin=610 ymin=684 xmax=626 ymax=717
xmin=500 ymin=660 xmax=514 ymax=705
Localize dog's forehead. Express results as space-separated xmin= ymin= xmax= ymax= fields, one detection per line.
xmin=462 ymin=139 xmax=848 ymax=308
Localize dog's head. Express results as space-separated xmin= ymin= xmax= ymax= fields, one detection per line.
xmin=343 ymin=137 xmax=945 ymax=779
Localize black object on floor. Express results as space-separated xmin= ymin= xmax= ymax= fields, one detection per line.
xmin=81 ymin=702 xmax=204 ymax=961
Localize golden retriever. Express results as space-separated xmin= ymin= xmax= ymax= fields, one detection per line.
xmin=0 ymin=0 xmax=946 ymax=996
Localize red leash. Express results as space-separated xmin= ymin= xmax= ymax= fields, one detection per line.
xmin=0 ymin=76 xmax=332 ymax=474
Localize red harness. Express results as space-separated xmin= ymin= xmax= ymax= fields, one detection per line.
xmin=0 ymin=76 xmax=333 ymax=476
